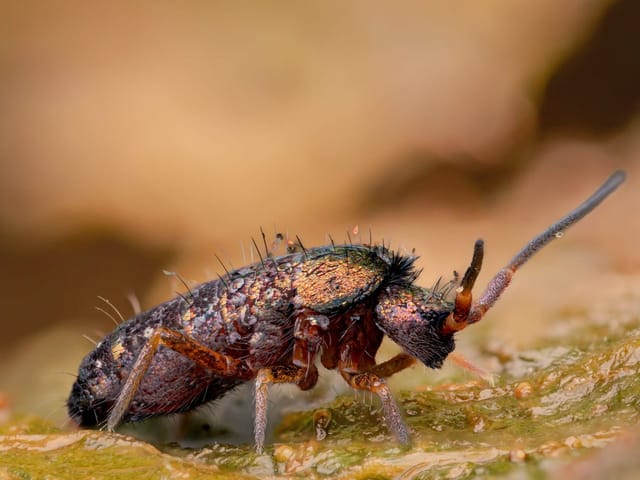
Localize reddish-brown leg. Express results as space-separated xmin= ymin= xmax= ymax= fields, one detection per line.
xmin=365 ymin=353 xmax=416 ymax=378
xmin=292 ymin=311 xmax=329 ymax=373
xmin=106 ymin=326 xmax=252 ymax=431
xmin=338 ymin=341 xmax=411 ymax=444
xmin=341 ymin=370 xmax=410 ymax=444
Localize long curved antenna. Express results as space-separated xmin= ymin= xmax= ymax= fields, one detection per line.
xmin=508 ymin=170 xmax=626 ymax=271
xmin=463 ymin=170 xmax=625 ymax=326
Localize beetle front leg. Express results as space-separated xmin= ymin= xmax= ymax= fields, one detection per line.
xmin=342 ymin=370 xmax=410 ymax=444
xmin=338 ymin=341 xmax=410 ymax=444
xmin=106 ymin=326 xmax=251 ymax=431
xmin=364 ymin=353 xmax=416 ymax=378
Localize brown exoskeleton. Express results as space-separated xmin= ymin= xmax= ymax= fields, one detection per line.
xmin=68 ymin=170 xmax=625 ymax=452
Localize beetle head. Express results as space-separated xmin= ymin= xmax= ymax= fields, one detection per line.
xmin=375 ymin=285 xmax=455 ymax=369
xmin=374 ymin=240 xmax=485 ymax=368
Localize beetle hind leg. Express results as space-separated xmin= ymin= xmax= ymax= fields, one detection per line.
xmin=105 ymin=326 xmax=252 ymax=431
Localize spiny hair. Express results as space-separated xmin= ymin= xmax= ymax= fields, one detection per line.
xmin=371 ymin=244 xmax=422 ymax=287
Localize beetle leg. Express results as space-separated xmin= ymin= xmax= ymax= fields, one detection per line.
xmin=106 ymin=326 xmax=251 ymax=431
xmin=364 ymin=353 xmax=416 ymax=378
xmin=254 ymin=364 xmax=319 ymax=453
xmin=254 ymin=314 xmax=324 ymax=453
xmin=338 ymin=341 xmax=410 ymax=444
xmin=292 ymin=312 xmax=329 ymax=377
xmin=341 ymin=370 xmax=410 ymax=444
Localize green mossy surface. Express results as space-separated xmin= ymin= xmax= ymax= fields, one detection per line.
xmin=2 ymin=308 xmax=639 ymax=479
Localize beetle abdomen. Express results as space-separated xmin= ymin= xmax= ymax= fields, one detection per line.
xmin=67 ymin=242 xmax=419 ymax=427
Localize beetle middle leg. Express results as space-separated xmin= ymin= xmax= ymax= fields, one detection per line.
xmin=254 ymin=364 xmax=319 ymax=453
xmin=253 ymin=313 xmax=326 ymax=452
xmin=106 ymin=326 xmax=252 ymax=431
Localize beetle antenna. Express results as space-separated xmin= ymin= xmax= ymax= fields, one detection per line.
xmin=459 ymin=170 xmax=625 ymax=329
xmin=449 ymin=239 xmax=484 ymax=329
xmin=441 ymin=240 xmax=484 ymax=334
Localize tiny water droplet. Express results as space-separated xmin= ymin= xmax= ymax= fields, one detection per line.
xmin=555 ymin=231 xmax=564 ymax=238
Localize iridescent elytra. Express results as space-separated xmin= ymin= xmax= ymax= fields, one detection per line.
xmin=68 ymin=170 xmax=626 ymax=452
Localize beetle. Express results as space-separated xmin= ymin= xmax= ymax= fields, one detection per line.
xmin=67 ymin=170 xmax=625 ymax=452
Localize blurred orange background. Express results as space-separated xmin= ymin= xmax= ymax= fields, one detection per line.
xmin=1 ymin=1 xmax=638 ymax=423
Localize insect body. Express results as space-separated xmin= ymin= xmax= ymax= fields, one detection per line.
xmin=68 ymin=171 xmax=626 ymax=452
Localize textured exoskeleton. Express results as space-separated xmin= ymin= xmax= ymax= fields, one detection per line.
xmin=68 ymin=170 xmax=625 ymax=452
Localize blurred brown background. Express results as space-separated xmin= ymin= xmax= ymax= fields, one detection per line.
xmin=0 ymin=1 xmax=639 ymax=424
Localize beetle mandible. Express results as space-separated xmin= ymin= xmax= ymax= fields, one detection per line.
xmin=68 ymin=170 xmax=626 ymax=452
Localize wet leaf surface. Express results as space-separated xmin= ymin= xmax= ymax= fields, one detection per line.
xmin=1 ymin=304 xmax=639 ymax=479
